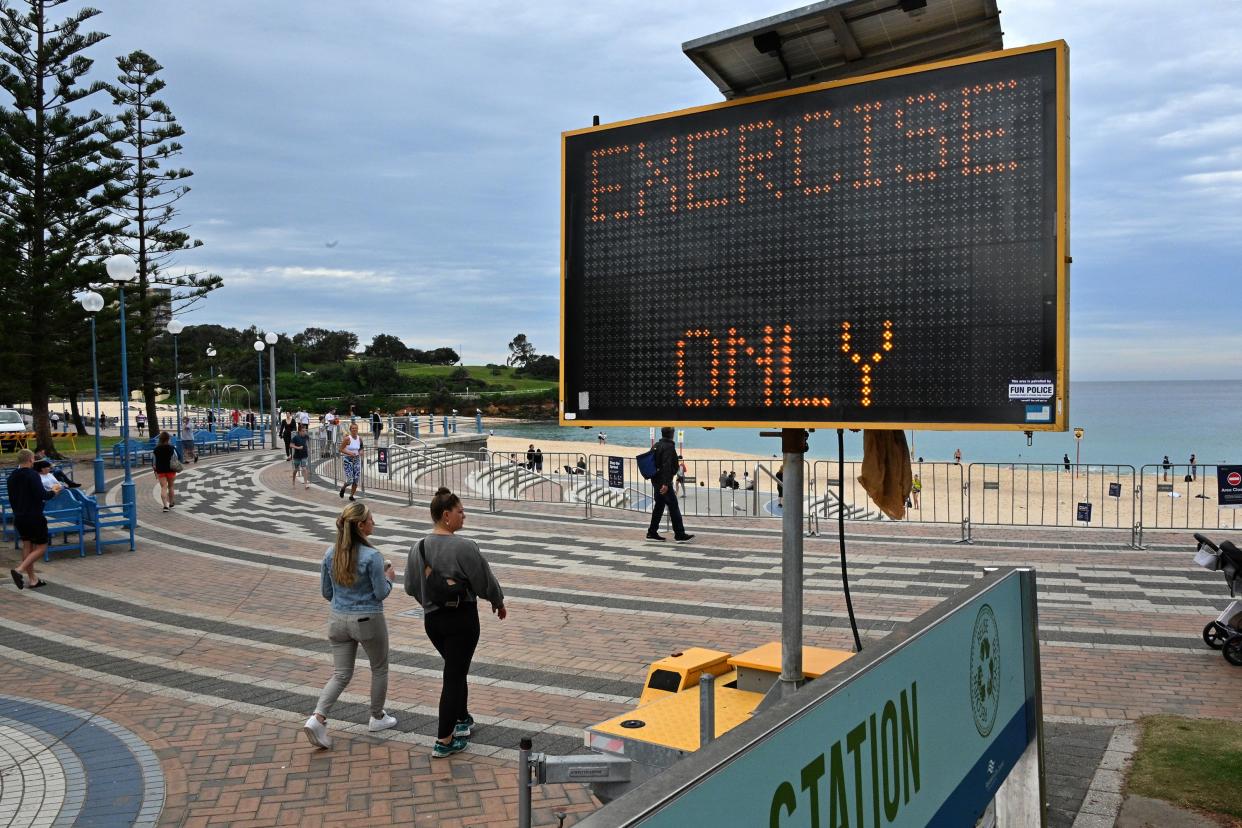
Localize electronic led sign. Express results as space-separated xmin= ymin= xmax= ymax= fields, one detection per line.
xmin=561 ymin=42 xmax=1068 ymax=430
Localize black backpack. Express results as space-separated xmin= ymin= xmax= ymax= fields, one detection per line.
xmin=418 ymin=540 xmax=468 ymax=607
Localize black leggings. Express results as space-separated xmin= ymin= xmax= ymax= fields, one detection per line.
xmin=424 ymin=602 xmax=481 ymax=739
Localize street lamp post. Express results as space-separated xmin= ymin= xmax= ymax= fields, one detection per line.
xmin=254 ymin=340 xmax=266 ymax=440
xmin=168 ymin=320 xmax=185 ymax=455
xmin=206 ymin=345 xmax=217 ymax=432
xmin=79 ymin=291 xmax=106 ymax=495
xmin=1073 ymin=427 xmax=1084 ymax=478
xmin=105 ymin=254 xmax=138 ymax=522
xmin=265 ymin=331 xmax=278 ymax=449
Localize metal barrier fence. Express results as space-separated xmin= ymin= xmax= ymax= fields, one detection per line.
xmin=1136 ymin=463 xmax=1241 ymax=546
xmin=967 ymin=463 xmax=1137 ymax=538
xmin=300 ymin=437 xmax=1239 ymax=546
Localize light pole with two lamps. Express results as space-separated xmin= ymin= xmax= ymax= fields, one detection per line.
xmin=104 ymin=254 xmax=137 ymax=522
xmin=264 ymin=332 xmax=278 ymax=449
xmin=78 ymin=290 xmax=106 ymax=495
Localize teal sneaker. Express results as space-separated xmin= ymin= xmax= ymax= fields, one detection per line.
xmin=432 ymin=737 xmax=468 ymax=759
xmin=453 ymin=715 xmax=474 ymax=739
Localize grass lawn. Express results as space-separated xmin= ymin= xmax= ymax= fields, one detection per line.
xmin=1126 ymin=715 xmax=1242 ymax=820
xmin=396 ymin=363 xmax=556 ymax=392
xmin=2 ymin=435 xmax=124 ymax=461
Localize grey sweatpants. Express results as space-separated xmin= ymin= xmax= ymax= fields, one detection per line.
xmin=314 ymin=611 xmax=389 ymax=719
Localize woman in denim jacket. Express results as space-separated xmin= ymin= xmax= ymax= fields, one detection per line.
xmin=303 ymin=502 xmax=397 ymax=749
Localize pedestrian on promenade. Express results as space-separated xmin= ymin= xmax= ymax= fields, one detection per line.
xmin=371 ymin=409 xmax=383 ymax=442
xmin=181 ymin=417 xmax=198 ymax=463
xmin=338 ymin=422 xmax=363 ymax=501
xmin=405 ymin=487 xmax=507 ymax=758
xmin=152 ymin=432 xmax=178 ymax=512
xmin=206 ymin=410 xmax=215 ymax=432
xmin=1063 ymin=453 xmax=1071 ymax=472
xmin=1162 ymin=455 xmax=1171 ymax=482
xmin=647 ymin=427 xmax=693 ymax=542
xmin=246 ymin=410 xmax=256 ymax=431
xmin=280 ymin=412 xmax=295 ymax=460
xmin=1189 ymin=453 xmax=1197 ymax=481
xmin=304 ymin=502 xmax=398 ymax=750
xmin=8 ymin=449 xmax=58 ymax=590
xmin=231 ymin=408 xmax=240 ymax=428
xmin=291 ymin=424 xmax=311 ymax=488
xmin=526 ymin=444 xmax=536 ymax=470
xmin=296 ymin=407 xmax=310 ymax=430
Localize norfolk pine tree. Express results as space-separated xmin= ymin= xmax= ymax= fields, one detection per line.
xmin=109 ymin=49 xmax=221 ymax=437
xmin=0 ymin=0 xmax=123 ymax=454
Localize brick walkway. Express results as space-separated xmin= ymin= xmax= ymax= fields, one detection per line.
xmin=0 ymin=450 xmax=1235 ymax=825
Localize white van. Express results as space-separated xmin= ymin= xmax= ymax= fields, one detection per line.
xmin=0 ymin=408 xmax=25 ymax=435
xmin=0 ymin=408 xmax=26 ymax=449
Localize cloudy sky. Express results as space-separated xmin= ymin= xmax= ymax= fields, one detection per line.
xmin=68 ymin=1 xmax=1242 ymax=377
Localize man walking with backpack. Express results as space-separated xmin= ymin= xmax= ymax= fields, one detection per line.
xmin=646 ymin=427 xmax=693 ymax=543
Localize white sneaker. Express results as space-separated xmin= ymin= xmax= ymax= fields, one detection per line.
xmin=368 ymin=712 xmax=397 ymax=732
xmin=303 ymin=715 xmax=331 ymax=749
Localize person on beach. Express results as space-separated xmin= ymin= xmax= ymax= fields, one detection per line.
xmin=8 ymin=449 xmax=58 ymax=590
xmin=405 ymin=488 xmax=507 ymax=759
xmin=598 ymin=431 xmax=606 ymax=444
xmin=304 ymin=502 xmax=398 ymax=750
xmin=526 ymin=444 xmax=536 ymax=470
xmin=676 ymin=456 xmax=687 ymax=496
xmin=1162 ymin=455 xmax=1171 ymax=481
xmin=911 ymin=474 xmax=922 ymax=508
xmin=953 ymin=448 xmax=962 ymax=465
xmin=647 ymin=427 xmax=693 ymax=542
xmin=534 ymin=448 xmax=543 ymax=473
xmin=1189 ymin=453 xmax=1197 ymax=481
xmin=339 ymin=422 xmax=363 ymax=501
xmin=576 ymin=455 xmax=587 ymax=474
xmin=290 ymin=423 xmax=311 ymax=487
xmin=1063 ymin=453 xmax=1071 ymax=472
xmin=152 ymin=431 xmax=178 ymax=512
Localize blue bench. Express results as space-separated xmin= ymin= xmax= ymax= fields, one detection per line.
xmin=42 ymin=490 xmax=86 ymax=560
xmin=109 ymin=439 xmax=153 ymax=468
xmin=192 ymin=429 xmax=228 ymax=455
xmin=225 ymin=427 xmax=257 ymax=451
xmin=68 ymin=489 xmax=135 ymax=553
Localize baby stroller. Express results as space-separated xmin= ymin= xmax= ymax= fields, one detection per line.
xmin=1192 ymin=533 xmax=1242 ymax=666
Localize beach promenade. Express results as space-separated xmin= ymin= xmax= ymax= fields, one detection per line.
xmin=0 ymin=447 xmax=1235 ymax=826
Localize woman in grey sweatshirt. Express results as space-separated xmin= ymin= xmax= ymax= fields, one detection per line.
xmin=405 ymin=487 xmax=507 ymax=758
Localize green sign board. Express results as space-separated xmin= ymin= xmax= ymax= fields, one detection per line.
xmin=589 ymin=569 xmax=1040 ymax=827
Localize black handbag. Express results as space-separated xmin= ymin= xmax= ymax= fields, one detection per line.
xmin=418 ymin=540 xmax=468 ymax=607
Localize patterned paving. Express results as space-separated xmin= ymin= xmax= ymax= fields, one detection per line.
xmin=0 ymin=449 xmax=1234 ymax=826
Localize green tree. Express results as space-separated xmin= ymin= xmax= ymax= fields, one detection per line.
xmin=293 ymin=327 xmax=358 ymax=363
xmin=109 ymin=49 xmax=222 ymax=436
xmin=506 ymin=333 xmax=536 ymax=367
xmin=0 ymin=0 xmax=122 ymax=454
xmin=427 ymin=346 xmax=459 ymax=365
xmin=519 ymin=354 xmax=559 ymax=380
xmin=365 ymin=333 xmax=410 ymax=361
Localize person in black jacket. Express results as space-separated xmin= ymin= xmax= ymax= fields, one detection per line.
xmin=8 ymin=449 xmax=58 ymax=589
xmin=646 ymin=427 xmax=693 ymax=542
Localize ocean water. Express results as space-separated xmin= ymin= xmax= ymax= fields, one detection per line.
xmin=490 ymin=380 xmax=1241 ymax=469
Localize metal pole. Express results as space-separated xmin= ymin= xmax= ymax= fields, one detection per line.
xmin=779 ymin=428 xmax=805 ymax=697
xmin=90 ymin=315 xmax=105 ymax=495
xmin=118 ymin=285 xmax=135 ymax=522
xmin=173 ymin=334 xmax=182 ymax=459
xmin=518 ymin=738 xmax=533 ymax=828
xmin=269 ymin=345 xmax=277 ymax=449
xmin=699 ymin=672 xmax=716 ymax=748
xmin=257 ymin=350 xmax=265 ymax=443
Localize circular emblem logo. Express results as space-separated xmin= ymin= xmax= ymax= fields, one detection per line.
xmin=969 ymin=603 xmax=1001 ymax=737
xmin=1228 ymin=472 xmax=1241 ymax=487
